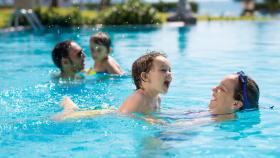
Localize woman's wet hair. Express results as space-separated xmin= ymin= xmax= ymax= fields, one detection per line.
xmin=234 ymin=76 xmax=260 ymax=110
xmin=132 ymin=51 xmax=166 ymax=89
xmin=52 ymin=40 xmax=73 ymax=70
xmin=90 ymin=32 xmax=111 ymax=51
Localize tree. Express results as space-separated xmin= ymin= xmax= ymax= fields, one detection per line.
xmin=255 ymin=0 xmax=280 ymax=15
xmin=99 ymin=0 xmax=111 ymax=10
xmin=265 ymin=0 xmax=279 ymax=3
xmin=241 ymin=0 xmax=255 ymax=16
xmin=51 ymin=0 xmax=58 ymax=7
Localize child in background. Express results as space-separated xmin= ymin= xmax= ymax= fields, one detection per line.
xmin=86 ymin=32 xmax=123 ymax=75
xmin=53 ymin=51 xmax=172 ymax=121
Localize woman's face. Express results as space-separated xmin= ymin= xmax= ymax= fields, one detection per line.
xmin=208 ymin=74 xmax=241 ymax=115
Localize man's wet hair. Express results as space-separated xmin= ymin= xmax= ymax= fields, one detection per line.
xmin=90 ymin=32 xmax=111 ymax=51
xmin=52 ymin=40 xmax=73 ymax=71
xmin=132 ymin=51 xmax=166 ymax=90
xmin=234 ymin=76 xmax=260 ymax=110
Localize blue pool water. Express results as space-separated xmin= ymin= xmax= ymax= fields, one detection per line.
xmin=1 ymin=21 xmax=280 ymax=157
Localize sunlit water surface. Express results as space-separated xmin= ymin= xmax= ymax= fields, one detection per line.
xmin=1 ymin=21 xmax=280 ymax=157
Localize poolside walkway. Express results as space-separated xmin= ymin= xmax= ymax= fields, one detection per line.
xmin=0 ymin=26 xmax=31 ymax=33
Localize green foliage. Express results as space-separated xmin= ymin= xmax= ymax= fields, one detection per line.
xmin=73 ymin=3 xmax=99 ymax=10
xmin=0 ymin=9 xmax=13 ymax=28
xmin=190 ymin=2 xmax=199 ymax=13
xmin=34 ymin=2 xmax=162 ymax=26
xmin=99 ymin=0 xmax=162 ymax=25
xmin=255 ymin=1 xmax=280 ymax=14
xmin=0 ymin=2 xmax=168 ymax=28
xmin=81 ymin=10 xmax=98 ymax=25
xmin=0 ymin=5 xmax=13 ymax=9
xmin=152 ymin=1 xmax=198 ymax=13
xmin=265 ymin=0 xmax=279 ymax=3
xmin=152 ymin=1 xmax=176 ymax=12
xmin=34 ymin=7 xmax=85 ymax=26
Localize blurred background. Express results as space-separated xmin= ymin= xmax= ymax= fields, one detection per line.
xmin=0 ymin=0 xmax=279 ymax=30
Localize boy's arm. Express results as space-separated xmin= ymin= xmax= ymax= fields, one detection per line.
xmin=105 ymin=58 xmax=123 ymax=75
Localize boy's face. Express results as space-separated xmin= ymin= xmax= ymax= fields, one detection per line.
xmin=90 ymin=42 xmax=109 ymax=62
xmin=147 ymin=56 xmax=172 ymax=94
xmin=208 ymin=74 xmax=240 ymax=115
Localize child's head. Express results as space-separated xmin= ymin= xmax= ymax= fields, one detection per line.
xmin=132 ymin=51 xmax=172 ymax=94
xmin=90 ymin=32 xmax=111 ymax=61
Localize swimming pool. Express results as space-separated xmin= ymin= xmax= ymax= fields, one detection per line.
xmin=1 ymin=21 xmax=280 ymax=157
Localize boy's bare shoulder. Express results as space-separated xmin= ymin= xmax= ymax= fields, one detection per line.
xmin=106 ymin=57 xmax=119 ymax=67
xmin=119 ymin=90 xmax=146 ymax=114
xmin=105 ymin=56 xmax=123 ymax=74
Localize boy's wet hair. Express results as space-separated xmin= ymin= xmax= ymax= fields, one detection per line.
xmin=234 ymin=76 xmax=260 ymax=110
xmin=52 ymin=40 xmax=73 ymax=70
xmin=132 ymin=51 xmax=166 ymax=89
xmin=90 ymin=32 xmax=111 ymax=51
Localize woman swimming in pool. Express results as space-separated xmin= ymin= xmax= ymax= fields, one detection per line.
xmin=208 ymin=71 xmax=259 ymax=120
xmin=171 ymin=71 xmax=260 ymax=125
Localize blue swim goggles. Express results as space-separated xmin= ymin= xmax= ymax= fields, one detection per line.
xmin=237 ymin=71 xmax=251 ymax=109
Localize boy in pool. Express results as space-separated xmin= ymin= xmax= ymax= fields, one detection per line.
xmin=53 ymin=51 xmax=172 ymax=120
xmin=119 ymin=52 xmax=172 ymax=114
xmin=85 ymin=32 xmax=123 ymax=75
